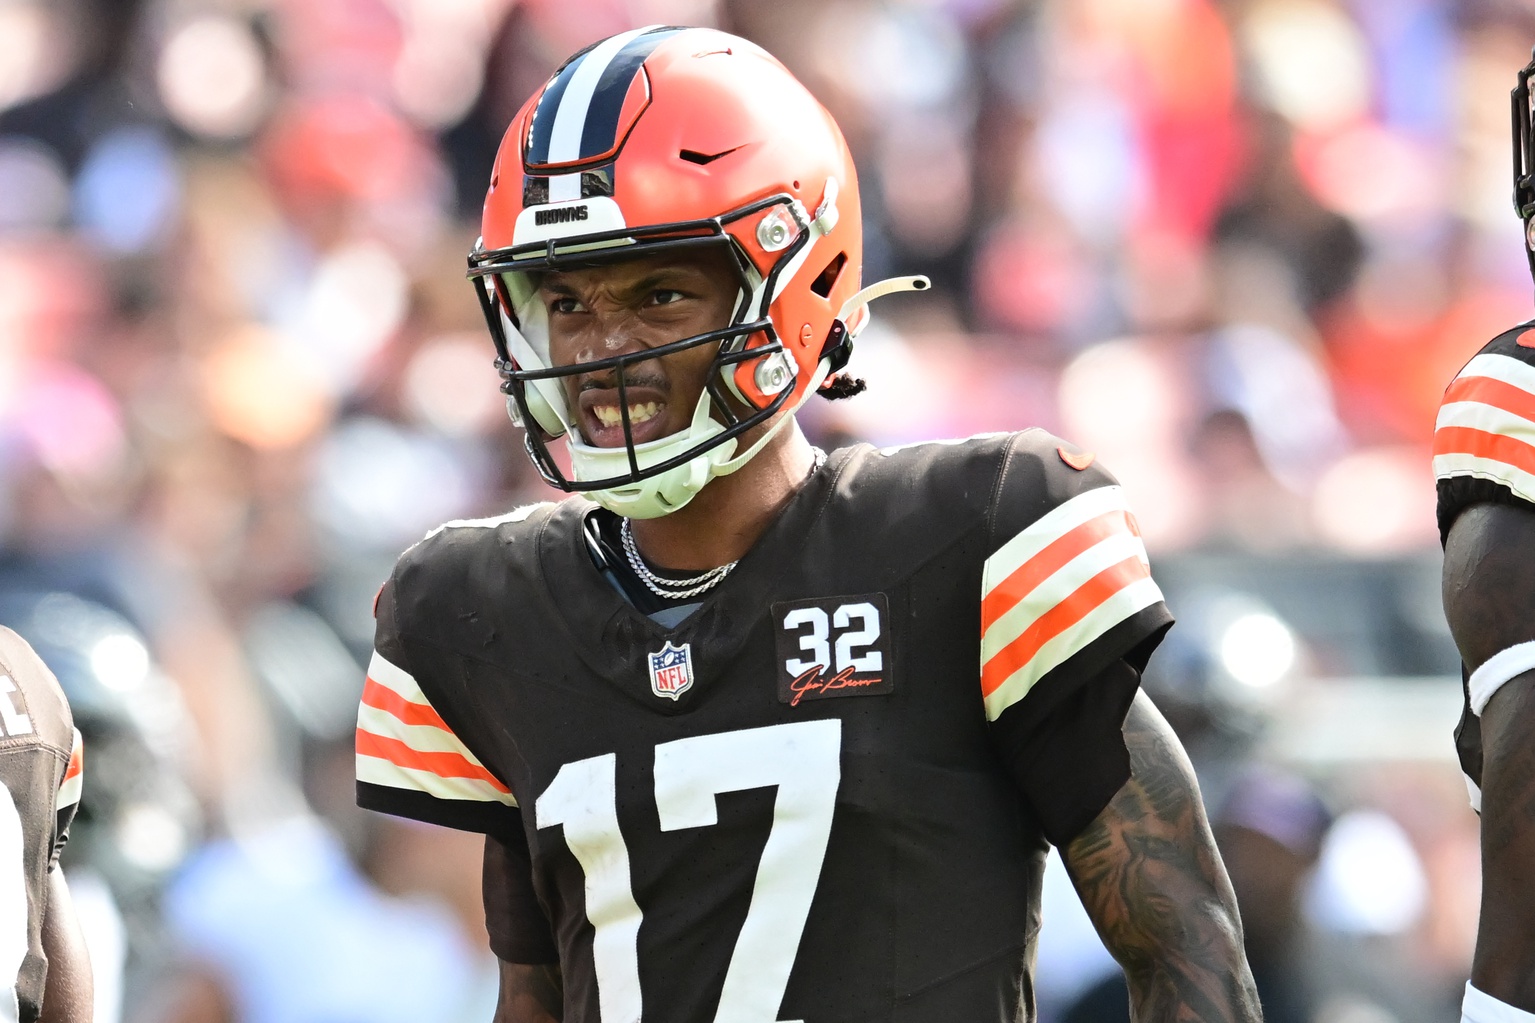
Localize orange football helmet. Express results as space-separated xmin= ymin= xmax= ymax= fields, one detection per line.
xmin=467 ymin=25 xmax=925 ymax=516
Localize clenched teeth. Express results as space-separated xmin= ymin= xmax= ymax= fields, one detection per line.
xmin=593 ymin=402 xmax=662 ymax=428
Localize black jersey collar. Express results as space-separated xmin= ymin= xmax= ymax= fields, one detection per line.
xmin=537 ymin=447 xmax=848 ymax=709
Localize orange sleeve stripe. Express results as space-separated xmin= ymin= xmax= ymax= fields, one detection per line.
xmin=981 ymin=554 xmax=1151 ymax=698
xmin=354 ymin=728 xmax=511 ymax=792
xmin=64 ymin=743 xmax=82 ymax=782
xmin=981 ymin=510 xmax=1130 ymax=633
xmin=362 ymin=676 xmax=452 ymax=732
xmin=1433 ymin=426 xmax=1535 ymax=476
xmin=1443 ymin=375 xmax=1535 ymax=423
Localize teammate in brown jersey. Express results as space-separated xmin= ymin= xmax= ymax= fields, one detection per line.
xmin=1434 ymin=49 xmax=1535 ymax=1023
xmin=0 ymin=626 xmax=91 ymax=1023
xmin=355 ymin=27 xmax=1260 ymax=1023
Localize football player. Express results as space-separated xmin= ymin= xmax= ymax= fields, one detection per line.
xmin=0 ymin=626 xmax=91 ymax=1023
xmin=355 ymin=27 xmax=1260 ymax=1022
xmin=1435 ymin=48 xmax=1535 ymax=1023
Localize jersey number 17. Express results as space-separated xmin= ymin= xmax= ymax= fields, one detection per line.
xmin=535 ymin=720 xmax=843 ymax=1023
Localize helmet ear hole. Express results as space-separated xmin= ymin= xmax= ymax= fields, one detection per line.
xmin=810 ymin=252 xmax=847 ymax=299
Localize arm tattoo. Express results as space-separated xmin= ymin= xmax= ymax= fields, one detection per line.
xmin=1063 ymin=693 xmax=1261 ymax=1022
xmin=495 ymin=962 xmax=563 ymax=1023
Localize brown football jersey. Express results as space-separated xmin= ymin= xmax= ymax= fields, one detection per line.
xmin=356 ymin=431 xmax=1174 ymax=1022
xmin=0 ymin=626 xmax=82 ymax=1023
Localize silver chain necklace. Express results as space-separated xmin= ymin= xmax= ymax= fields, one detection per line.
xmin=620 ymin=518 xmax=739 ymax=600
xmin=616 ymin=449 xmax=825 ymax=602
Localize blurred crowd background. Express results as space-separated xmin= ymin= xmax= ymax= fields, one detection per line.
xmin=0 ymin=0 xmax=1529 ymax=1020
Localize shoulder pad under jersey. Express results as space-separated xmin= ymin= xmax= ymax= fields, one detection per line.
xmin=1434 ymin=323 xmax=1535 ymax=541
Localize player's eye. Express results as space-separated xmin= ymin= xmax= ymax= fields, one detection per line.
xmin=549 ymin=296 xmax=586 ymax=315
xmin=650 ymin=288 xmax=687 ymax=306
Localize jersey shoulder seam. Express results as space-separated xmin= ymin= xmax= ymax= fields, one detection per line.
xmin=0 ymin=739 xmax=70 ymax=771
xmin=984 ymin=431 xmax=1027 ymax=549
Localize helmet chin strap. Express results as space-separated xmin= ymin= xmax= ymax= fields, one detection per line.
xmin=712 ymin=360 xmax=831 ymax=476
xmin=838 ymin=275 xmax=930 ymax=337
xmin=711 ymin=273 xmax=929 ymax=477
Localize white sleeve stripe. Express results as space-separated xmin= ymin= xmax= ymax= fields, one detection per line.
xmin=357 ymin=704 xmax=490 ymax=759
xmin=55 ymin=728 xmax=82 ymax=811
xmin=981 ymin=531 xmax=1149 ymax=663
xmin=1468 ymin=640 xmax=1535 ymax=717
xmin=366 ymin=650 xmax=426 ymax=702
xmin=984 ymin=576 xmax=1164 ymax=721
xmin=1432 ymin=453 xmax=1535 ymax=505
xmin=357 ymin=754 xmax=519 ymax=806
xmin=983 ymin=486 xmax=1130 ymax=589
xmin=55 ymin=774 xmax=82 ymax=812
xmin=1436 ymin=401 xmax=1535 ymax=436
xmin=544 ymin=29 xmax=649 ymax=164
xmin=1459 ymin=353 xmax=1535 ymax=395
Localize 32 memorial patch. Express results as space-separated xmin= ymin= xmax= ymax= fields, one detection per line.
xmin=771 ymin=593 xmax=893 ymax=706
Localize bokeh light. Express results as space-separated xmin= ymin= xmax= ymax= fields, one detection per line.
xmin=402 ymin=332 xmax=507 ymax=437
xmin=202 ymin=326 xmax=334 ymax=450
xmin=1219 ymin=611 xmax=1297 ymax=689
xmin=90 ymin=633 xmax=151 ymax=692
xmin=157 ymin=15 xmax=270 ymax=140
xmin=0 ymin=138 xmax=69 ymax=231
xmin=0 ymin=3 xmax=73 ymax=113
xmin=1244 ymin=0 xmax=1372 ymax=131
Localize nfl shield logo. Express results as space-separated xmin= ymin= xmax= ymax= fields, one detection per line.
xmin=648 ymin=641 xmax=694 ymax=701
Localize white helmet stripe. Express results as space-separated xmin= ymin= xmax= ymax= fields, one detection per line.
xmin=545 ymin=28 xmax=653 ymax=165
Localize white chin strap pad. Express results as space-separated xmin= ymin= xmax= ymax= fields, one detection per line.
xmin=568 ymin=392 xmax=738 ymax=519
xmin=1468 ymin=640 xmax=1535 ymax=716
xmin=1463 ymin=983 xmax=1535 ymax=1023
xmin=571 ymin=362 xmax=827 ymax=519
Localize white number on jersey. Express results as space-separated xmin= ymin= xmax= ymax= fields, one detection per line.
xmin=781 ymin=602 xmax=884 ymax=676
xmin=831 ymin=602 xmax=883 ymax=674
xmin=0 ymin=678 xmax=31 ymax=739
xmin=535 ymin=720 xmax=843 ymax=1023
xmin=535 ymin=754 xmax=644 ymax=1023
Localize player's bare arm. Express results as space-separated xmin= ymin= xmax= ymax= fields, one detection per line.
xmin=494 ymin=962 xmax=562 ymax=1023
xmin=1064 ymin=693 xmax=1261 ymax=1023
xmin=1442 ymin=501 xmax=1535 ymax=1011
xmin=38 ymin=870 xmax=93 ymax=1023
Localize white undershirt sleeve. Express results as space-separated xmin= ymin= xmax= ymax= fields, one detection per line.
xmin=1464 ymin=983 xmax=1535 ymax=1023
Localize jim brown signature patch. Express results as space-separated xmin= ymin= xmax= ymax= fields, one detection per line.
xmin=771 ymin=593 xmax=893 ymax=706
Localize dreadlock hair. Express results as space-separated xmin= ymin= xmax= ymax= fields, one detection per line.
xmin=817 ymin=374 xmax=867 ymax=400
